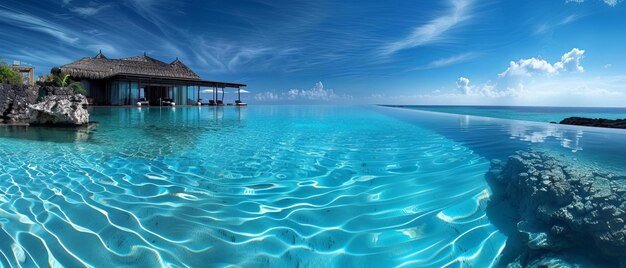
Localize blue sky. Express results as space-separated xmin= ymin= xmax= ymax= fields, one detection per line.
xmin=0 ymin=0 xmax=625 ymax=106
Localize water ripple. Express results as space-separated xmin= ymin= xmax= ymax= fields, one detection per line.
xmin=0 ymin=106 xmax=508 ymax=267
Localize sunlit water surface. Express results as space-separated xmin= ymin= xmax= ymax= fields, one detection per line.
xmin=395 ymin=105 xmax=626 ymax=123
xmin=0 ymin=106 xmax=625 ymax=267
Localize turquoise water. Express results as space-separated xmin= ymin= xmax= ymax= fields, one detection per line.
xmin=0 ymin=106 xmax=625 ymax=267
xmin=394 ymin=105 xmax=626 ymax=123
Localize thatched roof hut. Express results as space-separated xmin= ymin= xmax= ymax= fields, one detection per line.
xmin=55 ymin=51 xmax=246 ymax=106
xmin=59 ymin=52 xmax=201 ymax=80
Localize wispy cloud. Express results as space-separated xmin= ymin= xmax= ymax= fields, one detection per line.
xmin=0 ymin=7 xmax=79 ymax=43
xmin=70 ymin=5 xmax=111 ymax=17
xmin=411 ymin=52 xmax=479 ymax=70
xmin=534 ymin=14 xmax=583 ymax=35
xmin=379 ymin=0 xmax=473 ymax=56
xmin=566 ymin=0 xmax=622 ymax=6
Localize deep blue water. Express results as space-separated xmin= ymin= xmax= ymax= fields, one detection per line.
xmin=0 ymin=105 xmax=624 ymax=267
xmin=393 ymin=105 xmax=626 ymax=123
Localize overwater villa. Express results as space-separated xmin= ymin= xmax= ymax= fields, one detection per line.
xmin=57 ymin=51 xmax=246 ymax=106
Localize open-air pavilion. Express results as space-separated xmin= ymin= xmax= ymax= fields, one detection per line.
xmin=58 ymin=51 xmax=247 ymax=106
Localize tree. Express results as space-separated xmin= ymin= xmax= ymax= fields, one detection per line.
xmin=0 ymin=56 xmax=23 ymax=85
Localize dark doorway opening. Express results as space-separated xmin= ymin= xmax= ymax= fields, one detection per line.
xmin=144 ymin=85 xmax=171 ymax=106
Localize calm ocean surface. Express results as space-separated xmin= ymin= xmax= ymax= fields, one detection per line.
xmin=0 ymin=105 xmax=625 ymax=267
xmin=395 ymin=105 xmax=626 ymax=123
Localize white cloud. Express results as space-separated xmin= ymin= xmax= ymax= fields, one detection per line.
xmin=499 ymin=48 xmax=585 ymax=77
xmin=604 ymin=64 xmax=612 ymax=69
xmin=456 ymin=77 xmax=472 ymax=94
xmin=499 ymin=58 xmax=558 ymax=77
xmin=451 ymin=48 xmax=588 ymax=100
xmin=253 ymin=82 xmax=351 ymax=103
xmin=603 ymin=0 xmax=622 ymax=5
xmin=380 ymin=0 xmax=472 ymax=56
xmin=554 ymin=48 xmax=585 ymax=72
xmin=287 ymin=81 xmax=339 ymax=101
xmin=253 ymin=91 xmax=280 ymax=101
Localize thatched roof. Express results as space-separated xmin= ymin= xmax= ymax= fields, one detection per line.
xmin=59 ymin=52 xmax=200 ymax=80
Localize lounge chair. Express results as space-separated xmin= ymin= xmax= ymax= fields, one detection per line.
xmin=137 ymin=97 xmax=149 ymax=106
xmin=235 ymin=100 xmax=247 ymax=106
xmin=162 ymin=98 xmax=176 ymax=106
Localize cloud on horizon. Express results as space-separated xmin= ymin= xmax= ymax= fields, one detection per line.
xmin=443 ymin=48 xmax=587 ymax=99
xmin=254 ymin=81 xmax=352 ymax=103
xmin=499 ymin=48 xmax=585 ymax=77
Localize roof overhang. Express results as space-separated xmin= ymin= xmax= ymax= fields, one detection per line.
xmin=113 ymin=74 xmax=246 ymax=88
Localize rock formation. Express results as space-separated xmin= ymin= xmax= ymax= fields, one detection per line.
xmin=559 ymin=117 xmax=626 ymax=129
xmin=0 ymin=84 xmax=38 ymax=124
xmin=487 ymin=151 xmax=626 ymax=267
xmin=41 ymin=85 xmax=76 ymax=96
xmin=28 ymin=94 xmax=89 ymax=125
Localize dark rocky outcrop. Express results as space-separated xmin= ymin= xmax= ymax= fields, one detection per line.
xmin=41 ymin=85 xmax=76 ymax=96
xmin=487 ymin=151 xmax=626 ymax=267
xmin=1 ymin=83 xmax=90 ymax=126
xmin=28 ymin=94 xmax=89 ymax=125
xmin=559 ymin=117 xmax=626 ymax=129
xmin=0 ymin=84 xmax=38 ymax=124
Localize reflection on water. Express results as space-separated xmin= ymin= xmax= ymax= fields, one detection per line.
xmin=508 ymin=124 xmax=584 ymax=152
xmin=379 ymin=106 xmax=626 ymax=170
xmin=0 ymin=123 xmax=98 ymax=143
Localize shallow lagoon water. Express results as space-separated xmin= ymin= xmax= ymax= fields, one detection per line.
xmin=0 ymin=105 xmax=625 ymax=267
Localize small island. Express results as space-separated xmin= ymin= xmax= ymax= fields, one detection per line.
xmin=558 ymin=117 xmax=626 ymax=129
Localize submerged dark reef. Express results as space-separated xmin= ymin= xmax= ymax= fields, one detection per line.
xmin=487 ymin=151 xmax=626 ymax=267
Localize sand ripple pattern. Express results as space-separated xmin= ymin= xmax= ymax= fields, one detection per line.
xmin=0 ymin=106 xmax=505 ymax=267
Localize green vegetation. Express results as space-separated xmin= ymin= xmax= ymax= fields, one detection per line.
xmin=52 ymin=73 xmax=86 ymax=95
xmin=0 ymin=56 xmax=23 ymax=85
xmin=68 ymin=82 xmax=86 ymax=95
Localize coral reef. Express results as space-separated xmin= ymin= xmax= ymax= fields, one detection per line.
xmin=488 ymin=151 xmax=626 ymax=267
